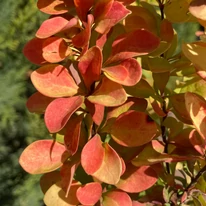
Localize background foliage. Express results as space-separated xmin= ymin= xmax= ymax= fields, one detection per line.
xmin=0 ymin=0 xmax=201 ymax=205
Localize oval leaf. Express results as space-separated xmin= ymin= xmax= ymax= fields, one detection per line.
xmin=45 ymin=96 xmax=84 ymax=133
xmin=116 ymin=164 xmax=158 ymax=193
xmin=76 ymin=182 xmax=102 ymax=205
xmin=111 ymin=110 xmax=157 ymax=147
xmin=19 ymin=140 xmax=69 ymax=174
xmin=31 ymin=64 xmax=79 ymax=98
xmin=87 ymin=77 xmax=127 ymax=107
xmin=102 ymin=58 xmax=142 ymax=86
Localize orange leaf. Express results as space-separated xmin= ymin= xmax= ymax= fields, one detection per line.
xmin=87 ymin=77 xmax=127 ymax=107
xmin=102 ymin=58 xmax=142 ymax=86
xmin=116 ymin=164 xmax=158 ymax=193
xmin=45 ymin=96 xmax=84 ymax=133
xmin=31 ymin=64 xmax=79 ymax=98
xmin=111 ymin=110 xmax=157 ymax=147
xmin=19 ymin=140 xmax=69 ymax=174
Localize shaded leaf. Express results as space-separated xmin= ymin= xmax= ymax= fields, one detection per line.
xmin=19 ymin=140 xmax=69 ymax=174
xmin=116 ymin=164 xmax=158 ymax=193
xmin=31 ymin=64 xmax=79 ymax=98
xmin=111 ymin=110 xmax=157 ymax=147
xmin=102 ymin=58 xmax=142 ymax=86
xmin=87 ymin=77 xmax=127 ymax=107
xmin=26 ymin=92 xmax=54 ymax=114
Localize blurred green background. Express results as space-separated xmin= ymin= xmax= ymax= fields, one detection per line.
xmin=0 ymin=0 xmax=199 ymax=205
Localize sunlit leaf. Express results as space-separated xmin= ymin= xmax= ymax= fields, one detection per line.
xmin=103 ymin=190 xmax=132 ymax=206
xmin=44 ymin=181 xmax=80 ymax=206
xmin=116 ymin=164 xmax=158 ymax=193
xmin=42 ymin=37 xmax=71 ymax=63
xmin=95 ymin=1 xmax=131 ymax=34
xmin=81 ymin=134 xmax=122 ymax=184
xmin=87 ymin=77 xmax=127 ymax=107
xmin=78 ymin=46 xmax=102 ymax=90
xmin=185 ymin=92 xmax=206 ymax=140
xmin=102 ymin=58 xmax=142 ymax=86
xmin=189 ymin=0 xmax=206 ymax=21
xmin=36 ymin=16 xmax=78 ymax=39
xmin=26 ymin=92 xmax=54 ymax=114
xmin=37 ymin=0 xmax=74 ymax=15
xmin=19 ymin=140 xmax=69 ymax=174
xmin=106 ymin=29 xmax=160 ymax=64
xmin=111 ymin=110 xmax=157 ymax=147
xmin=76 ymin=182 xmax=102 ymax=205
xmin=23 ymin=37 xmax=46 ymax=65
xmin=31 ymin=64 xmax=79 ymax=98
xmin=44 ymin=96 xmax=84 ymax=133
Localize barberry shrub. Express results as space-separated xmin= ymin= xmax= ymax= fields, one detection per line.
xmin=19 ymin=0 xmax=206 ymax=205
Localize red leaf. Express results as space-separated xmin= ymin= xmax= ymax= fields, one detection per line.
xmin=26 ymin=92 xmax=54 ymax=114
xmin=106 ymin=29 xmax=160 ymax=64
xmin=72 ymin=14 xmax=93 ymax=48
xmin=19 ymin=140 xmax=69 ymax=174
xmin=23 ymin=37 xmax=46 ymax=65
xmin=37 ymin=0 xmax=74 ymax=15
xmin=36 ymin=16 xmax=78 ymax=39
xmin=78 ymin=46 xmax=102 ymax=90
xmin=74 ymin=0 xmax=94 ymax=22
xmin=31 ymin=64 xmax=79 ymax=98
xmin=45 ymin=96 xmax=84 ymax=133
xmin=42 ymin=37 xmax=71 ymax=63
xmin=76 ymin=182 xmax=102 ymax=205
xmin=102 ymin=58 xmax=142 ymax=86
xmin=160 ymin=19 xmax=174 ymax=43
xmin=116 ymin=164 xmax=158 ymax=193
xmin=189 ymin=0 xmax=206 ymax=21
xmin=117 ymin=0 xmax=135 ymax=5
xmin=85 ymin=100 xmax=105 ymax=126
xmin=64 ymin=115 xmax=83 ymax=155
xmin=103 ymin=190 xmax=132 ymax=206
xmin=81 ymin=134 xmax=122 ymax=184
xmin=185 ymin=92 xmax=206 ymax=140
xmin=111 ymin=110 xmax=157 ymax=147
xmin=87 ymin=77 xmax=127 ymax=107
xmin=95 ymin=1 xmax=131 ymax=34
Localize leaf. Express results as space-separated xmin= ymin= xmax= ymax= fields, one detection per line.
xmin=111 ymin=110 xmax=157 ymax=147
xmin=81 ymin=134 xmax=122 ymax=184
xmin=64 ymin=115 xmax=83 ymax=155
xmin=36 ymin=16 xmax=78 ymax=39
xmin=116 ymin=164 xmax=158 ymax=193
xmin=45 ymin=96 xmax=84 ymax=133
xmin=160 ymin=19 xmax=174 ymax=43
xmin=182 ymin=42 xmax=206 ymax=74
xmin=185 ymin=92 xmax=206 ymax=140
xmin=106 ymin=29 xmax=160 ymax=64
xmin=37 ymin=0 xmax=74 ymax=15
xmin=85 ymin=100 xmax=105 ymax=126
xmin=102 ymin=58 xmax=142 ymax=86
xmin=40 ymin=171 xmax=61 ymax=194
xmin=78 ymin=46 xmax=102 ymax=90
xmin=72 ymin=14 xmax=93 ymax=48
xmin=42 ymin=37 xmax=71 ymax=63
xmin=43 ymin=181 xmax=80 ymax=206
xmin=101 ymin=97 xmax=148 ymax=133
xmin=87 ymin=77 xmax=127 ymax=107
xmin=31 ymin=64 xmax=79 ymax=98
xmin=103 ymin=190 xmax=132 ymax=206
xmin=26 ymin=92 xmax=54 ymax=114
xmin=76 ymin=182 xmax=102 ymax=205
xmin=19 ymin=140 xmax=69 ymax=174
xmin=23 ymin=37 xmax=46 ymax=65
xmin=73 ymin=0 xmax=94 ymax=22
xmin=95 ymin=1 xmax=131 ymax=34
xmin=124 ymin=6 xmax=158 ymax=34
xmin=189 ymin=0 xmax=206 ymax=21
xmin=124 ymin=78 xmax=155 ymax=98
